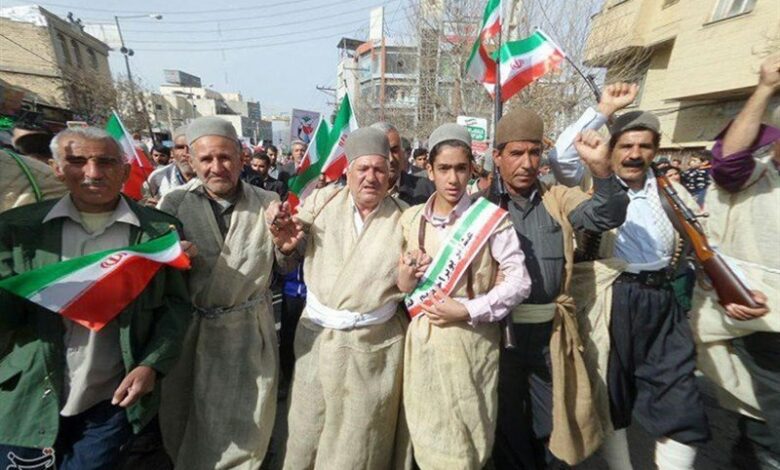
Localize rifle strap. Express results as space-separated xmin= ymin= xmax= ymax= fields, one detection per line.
xmin=655 ymin=179 xmax=691 ymax=277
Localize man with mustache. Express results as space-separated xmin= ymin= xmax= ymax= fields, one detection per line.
xmin=142 ymin=126 xmax=196 ymax=206
xmin=563 ymin=112 xmax=710 ymax=470
xmin=277 ymin=127 xmax=411 ymax=469
xmin=156 ymin=117 xmax=300 ymax=469
xmin=487 ymin=108 xmax=629 ymax=469
xmin=0 ymin=127 xmax=191 ymax=469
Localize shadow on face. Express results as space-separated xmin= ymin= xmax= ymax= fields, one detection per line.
xmin=347 ymin=154 xmax=390 ymax=211
xmin=610 ymin=130 xmax=657 ymax=187
xmin=493 ymin=140 xmax=542 ymax=195
xmin=190 ymin=135 xmax=242 ymax=198
xmin=55 ymin=136 xmax=130 ymax=213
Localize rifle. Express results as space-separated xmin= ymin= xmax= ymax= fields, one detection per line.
xmin=652 ymin=164 xmax=761 ymax=308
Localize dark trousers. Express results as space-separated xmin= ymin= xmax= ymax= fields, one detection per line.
xmin=0 ymin=400 xmax=132 ymax=470
xmin=493 ymin=321 xmax=567 ymax=470
xmin=280 ymin=295 xmax=305 ymax=383
xmin=608 ymin=277 xmax=710 ymax=444
xmin=733 ymin=332 xmax=780 ymax=456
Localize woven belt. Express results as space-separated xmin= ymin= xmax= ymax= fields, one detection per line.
xmin=194 ymin=296 xmax=265 ymax=319
xmin=616 ymin=269 xmax=672 ymax=288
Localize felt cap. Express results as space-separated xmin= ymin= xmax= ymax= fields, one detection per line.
xmin=428 ymin=123 xmax=471 ymax=150
xmin=496 ymin=108 xmax=544 ymax=146
xmin=344 ymin=127 xmax=389 ymax=163
xmin=186 ymin=117 xmax=238 ymax=146
xmin=609 ymin=110 xmax=660 ymax=136
xmin=172 ymin=125 xmax=188 ymax=140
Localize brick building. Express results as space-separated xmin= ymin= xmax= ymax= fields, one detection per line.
xmin=0 ymin=5 xmax=112 ymax=111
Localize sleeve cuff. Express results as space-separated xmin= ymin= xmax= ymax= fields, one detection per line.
xmin=463 ymin=296 xmax=492 ymax=325
xmin=592 ymin=174 xmax=625 ymax=193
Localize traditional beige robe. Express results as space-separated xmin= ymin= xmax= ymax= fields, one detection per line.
xmin=1 ymin=150 xmax=66 ymax=213
xmin=283 ymin=186 xmax=411 ymax=470
xmin=690 ymin=155 xmax=780 ymax=418
xmin=399 ymin=204 xmax=510 ymax=469
xmin=158 ymin=179 xmax=288 ymax=470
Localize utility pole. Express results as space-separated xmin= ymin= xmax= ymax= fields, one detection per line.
xmin=114 ymin=13 xmax=162 ymax=143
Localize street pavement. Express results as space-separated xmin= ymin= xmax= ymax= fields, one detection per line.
xmin=267 ymin=300 xmax=748 ymax=469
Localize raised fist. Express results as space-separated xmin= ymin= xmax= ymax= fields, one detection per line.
xmin=574 ymin=130 xmax=613 ymax=178
xmin=758 ymin=53 xmax=780 ymax=90
xmin=598 ymin=82 xmax=639 ymax=117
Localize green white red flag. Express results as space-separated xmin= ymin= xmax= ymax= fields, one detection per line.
xmin=405 ymin=197 xmax=508 ymax=318
xmin=0 ymin=231 xmax=190 ymax=331
xmin=106 ymin=112 xmax=154 ymax=201
xmin=465 ymin=0 xmax=502 ymax=92
xmin=287 ymin=94 xmax=358 ymax=210
xmin=494 ymin=29 xmax=565 ymax=102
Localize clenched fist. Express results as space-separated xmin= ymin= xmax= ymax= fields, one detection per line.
xmin=598 ymin=82 xmax=639 ymax=117
xmin=574 ymin=130 xmax=613 ymax=178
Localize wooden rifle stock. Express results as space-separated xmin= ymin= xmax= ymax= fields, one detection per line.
xmin=652 ymin=165 xmax=760 ymax=308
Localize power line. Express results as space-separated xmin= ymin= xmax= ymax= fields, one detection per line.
xmin=22 ymin=0 xmax=319 ymax=16
xmin=125 ymin=15 xmax=378 ymax=44
xmin=0 ymin=33 xmax=60 ymax=67
xmin=82 ymin=0 xmax=373 ymax=25
xmin=133 ymin=27 xmax=369 ymax=52
xmin=120 ymin=4 xmax=384 ymax=34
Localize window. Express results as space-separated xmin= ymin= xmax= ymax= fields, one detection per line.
xmin=87 ymin=48 xmax=98 ymax=69
xmin=57 ymin=33 xmax=71 ymax=65
xmin=711 ymin=0 xmax=756 ymax=21
xmin=71 ymin=39 xmax=83 ymax=67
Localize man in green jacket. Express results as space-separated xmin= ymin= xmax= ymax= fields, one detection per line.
xmin=0 ymin=127 xmax=191 ymax=470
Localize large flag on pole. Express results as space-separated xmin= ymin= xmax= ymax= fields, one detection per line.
xmin=465 ymin=0 xmax=502 ymax=92
xmin=0 ymin=231 xmax=190 ymax=332
xmin=494 ymin=29 xmax=565 ymax=102
xmin=106 ymin=112 xmax=154 ymax=201
xmin=287 ymin=94 xmax=358 ymax=210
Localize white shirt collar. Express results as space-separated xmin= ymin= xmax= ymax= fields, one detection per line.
xmin=349 ymin=195 xmax=380 ymax=236
xmin=617 ymin=169 xmax=656 ymax=198
xmin=43 ymin=194 xmax=140 ymax=229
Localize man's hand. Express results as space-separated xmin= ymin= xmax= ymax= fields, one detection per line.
xmin=397 ymin=250 xmax=432 ymax=293
xmin=267 ymin=201 xmax=303 ymax=255
xmin=597 ymin=82 xmax=639 ymax=117
xmin=758 ymin=53 xmax=780 ymax=91
xmin=112 ymin=365 xmax=156 ymax=408
xmin=574 ymin=130 xmax=613 ymax=178
xmin=724 ymin=290 xmax=770 ymax=321
xmin=144 ymin=197 xmax=159 ymax=207
xmin=180 ymin=241 xmax=198 ymax=258
xmin=421 ymin=290 xmax=470 ymax=325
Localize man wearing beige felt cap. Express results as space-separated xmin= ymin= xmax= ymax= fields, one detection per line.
xmin=275 ymin=127 xmax=411 ymax=469
xmin=157 ymin=116 xmax=300 ymax=469
xmin=486 ymin=107 xmax=630 ymax=469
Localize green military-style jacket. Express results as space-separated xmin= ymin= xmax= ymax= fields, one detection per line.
xmin=0 ymin=195 xmax=192 ymax=448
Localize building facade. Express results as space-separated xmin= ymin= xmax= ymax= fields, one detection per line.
xmin=0 ymin=6 xmax=112 ymax=112
xmin=585 ymin=0 xmax=780 ymax=149
xmin=144 ymin=71 xmax=267 ymax=142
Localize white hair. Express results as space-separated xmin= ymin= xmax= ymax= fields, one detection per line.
xmin=370 ymin=122 xmax=398 ymax=134
xmin=50 ymin=127 xmax=126 ymax=167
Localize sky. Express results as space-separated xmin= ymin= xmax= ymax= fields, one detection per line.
xmin=5 ymin=0 xmax=411 ymax=117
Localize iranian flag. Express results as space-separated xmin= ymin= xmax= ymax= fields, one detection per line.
xmin=287 ymin=94 xmax=358 ymax=211
xmin=465 ymin=0 xmax=502 ymax=92
xmin=106 ymin=112 xmax=154 ymax=201
xmin=495 ymin=29 xmax=565 ymax=102
xmin=0 ymin=231 xmax=190 ymax=331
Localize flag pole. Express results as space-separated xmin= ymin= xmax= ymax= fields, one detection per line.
xmin=492 ymin=1 xmax=503 ymax=144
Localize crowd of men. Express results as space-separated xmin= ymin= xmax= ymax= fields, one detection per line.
xmin=0 ymin=53 xmax=777 ymax=470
